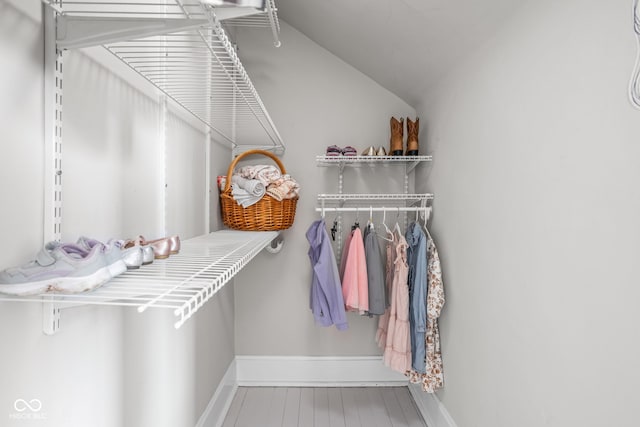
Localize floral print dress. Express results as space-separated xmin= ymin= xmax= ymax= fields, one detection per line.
xmin=407 ymin=238 xmax=445 ymax=393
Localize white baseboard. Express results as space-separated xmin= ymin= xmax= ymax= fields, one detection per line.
xmin=195 ymin=359 xmax=238 ymax=427
xmin=235 ymin=355 xmax=407 ymax=387
xmin=408 ymin=383 xmax=457 ymax=427
xmin=195 ymin=356 xmax=457 ymax=427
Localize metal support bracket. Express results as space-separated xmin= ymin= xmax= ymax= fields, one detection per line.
xmin=232 ymin=145 xmax=285 ymax=157
xmin=56 ymin=16 xmax=209 ymax=50
xmin=265 ymin=235 xmax=284 ymax=254
xmin=42 ymin=299 xmax=61 ymax=336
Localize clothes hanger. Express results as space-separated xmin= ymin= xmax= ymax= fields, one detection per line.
xmin=330 ymin=215 xmax=338 ymax=241
xmin=368 ymin=206 xmax=375 ymax=231
xmin=394 ymin=207 xmax=402 ymax=234
xmin=352 ymin=207 xmax=360 ymax=231
xmin=377 ymin=208 xmax=393 ymax=242
xmin=421 ymin=205 xmax=433 ymax=241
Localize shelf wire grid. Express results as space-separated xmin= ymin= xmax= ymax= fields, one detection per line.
xmin=315 ymin=155 xmax=433 ymax=166
xmin=0 ymin=231 xmax=278 ymax=329
xmin=52 ymin=0 xmax=283 ymax=151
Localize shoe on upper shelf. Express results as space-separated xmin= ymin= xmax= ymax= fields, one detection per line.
xmin=376 ymin=146 xmax=387 ymax=156
xmin=326 ymin=145 xmax=343 ymax=157
xmin=122 ymin=238 xmax=154 ymax=266
xmin=77 ymin=236 xmax=128 ymax=276
xmin=137 ymin=235 xmax=181 ymax=260
xmin=0 ymin=242 xmax=114 ymax=296
xmin=361 ymin=146 xmax=375 ymax=156
xmin=341 ymin=146 xmax=357 ymax=156
xmin=406 ymin=117 xmax=419 ymax=156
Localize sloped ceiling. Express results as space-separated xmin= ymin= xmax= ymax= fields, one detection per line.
xmin=275 ymin=0 xmax=527 ymax=107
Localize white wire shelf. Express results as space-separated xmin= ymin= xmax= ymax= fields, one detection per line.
xmin=316 ymin=155 xmax=432 ymax=173
xmin=317 ymin=193 xmax=433 ymax=201
xmin=0 ymin=230 xmax=278 ymax=329
xmin=47 ymin=0 xmax=284 ymax=153
xmin=316 ymin=155 xmax=432 ymax=164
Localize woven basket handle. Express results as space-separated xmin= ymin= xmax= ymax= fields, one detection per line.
xmin=223 ymin=149 xmax=287 ymax=192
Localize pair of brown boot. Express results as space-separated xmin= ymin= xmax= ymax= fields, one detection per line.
xmin=389 ymin=117 xmax=419 ymax=156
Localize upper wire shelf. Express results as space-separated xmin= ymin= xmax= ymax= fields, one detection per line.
xmin=316 ymin=155 xmax=432 ymax=172
xmin=0 ymin=231 xmax=278 ymax=329
xmin=48 ymin=0 xmax=284 ymax=153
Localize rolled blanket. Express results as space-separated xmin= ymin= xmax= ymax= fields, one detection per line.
xmin=231 ymin=175 xmax=265 ymax=197
xmin=266 ymin=175 xmax=300 ymax=201
xmin=238 ymin=165 xmax=282 ymax=186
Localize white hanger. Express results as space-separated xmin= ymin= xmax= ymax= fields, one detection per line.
xmin=379 ymin=208 xmax=394 ymax=242
xmin=421 ymin=205 xmax=433 ymax=241
xmin=394 ymin=207 xmax=402 ymax=234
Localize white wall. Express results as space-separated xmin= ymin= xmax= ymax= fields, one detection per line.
xmin=415 ymin=0 xmax=640 ymax=426
xmin=0 ymin=1 xmax=235 ymax=425
xmin=232 ymin=22 xmax=416 ymax=356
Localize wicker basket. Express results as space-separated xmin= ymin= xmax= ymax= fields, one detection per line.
xmin=220 ymin=149 xmax=298 ymax=231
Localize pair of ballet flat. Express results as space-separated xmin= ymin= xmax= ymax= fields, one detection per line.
xmin=361 ymin=146 xmax=387 ymax=156
xmin=124 ymin=235 xmax=180 ymax=264
xmin=138 ymin=235 xmax=180 ymax=260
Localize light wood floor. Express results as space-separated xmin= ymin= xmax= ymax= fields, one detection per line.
xmin=222 ymin=386 xmax=426 ymax=427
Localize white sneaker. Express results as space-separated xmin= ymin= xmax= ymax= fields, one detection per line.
xmin=0 ymin=243 xmax=113 ymax=296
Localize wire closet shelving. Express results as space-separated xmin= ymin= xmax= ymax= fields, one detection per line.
xmin=315 ymin=155 xmax=434 ymax=260
xmin=18 ymin=0 xmax=287 ymax=334
xmin=0 ymin=231 xmax=279 ymax=331
xmin=49 ymin=0 xmax=284 ymax=153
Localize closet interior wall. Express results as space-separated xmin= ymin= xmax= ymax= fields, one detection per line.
xmin=0 ymin=1 xmax=234 ymax=425
xmin=233 ymin=22 xmax=418 ymax=357
xmin=415 ymin=0 xmax=640 ymax=426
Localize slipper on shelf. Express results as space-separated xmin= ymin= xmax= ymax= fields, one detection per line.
xmin=326 ymin=145 xmax=343 ymax=157
xmin=342 ymin=146 xmax=358 ymax=156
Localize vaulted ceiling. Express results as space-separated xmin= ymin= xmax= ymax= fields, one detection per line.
xmin=275 ymin=0 xmax=527 ymax=107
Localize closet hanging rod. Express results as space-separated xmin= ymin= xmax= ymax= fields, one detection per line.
xmin=315 ymin=207 xmax=429 ymax=213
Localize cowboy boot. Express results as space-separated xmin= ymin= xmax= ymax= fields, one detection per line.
xmin=390 ymin=117 xmax=404 ymax=156
xmin=406 ymin=117 xmax=419 ymax=156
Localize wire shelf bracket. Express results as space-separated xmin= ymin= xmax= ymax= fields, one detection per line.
xmin=56 ymin=16 xmax=210 ymax=50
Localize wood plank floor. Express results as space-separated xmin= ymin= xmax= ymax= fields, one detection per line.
xmin=222 ymin=387 xmax=426 ymax=427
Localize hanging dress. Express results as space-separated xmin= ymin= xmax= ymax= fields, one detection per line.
xmin=364 ymin=223 xmax=386 ymax=316
xmin=381 ymin=229 xmax=411 ymax=373
xmin=342 ymin=227 xmax=368 ymax=315
xmin=408 ymin=238 xmax=446 ymax=392
xmin=375 ymin=229 xmax=395 ymax=347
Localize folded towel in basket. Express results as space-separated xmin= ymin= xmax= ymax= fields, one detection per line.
xmin=232 ymin=175 xmax=265 ymax=196
xmin=231 ymin=175 xmax=266 ymax=208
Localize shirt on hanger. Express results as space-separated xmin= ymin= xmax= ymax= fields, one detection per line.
xmin=306 ymin=219 xmax=348 ymax=331
xmin=406 ymin=222 xmax=428 ymax=374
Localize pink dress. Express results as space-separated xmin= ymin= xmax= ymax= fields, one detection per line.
xmin=341 ymin=228 xmax=369 ymax=315
xmin=382 ymin=231 xmax=411 ymax=373
xmin=376 ymin=230 xmax=395 ymax=348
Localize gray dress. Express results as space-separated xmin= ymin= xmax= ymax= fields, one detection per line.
xmin=363 ymin=223 xmax=386 ymax=316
